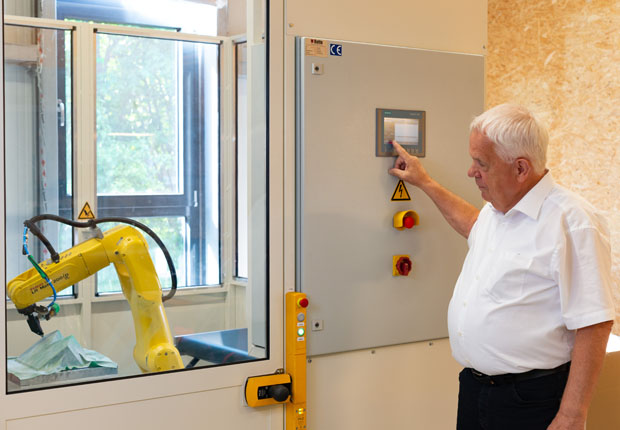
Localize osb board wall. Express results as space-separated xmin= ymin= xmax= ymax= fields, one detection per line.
xmin=487 ymin=0 xmax=620 ymax=332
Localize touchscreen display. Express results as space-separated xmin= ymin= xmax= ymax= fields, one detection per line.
xmin=376 ymin=108 xmax=425 ymax=157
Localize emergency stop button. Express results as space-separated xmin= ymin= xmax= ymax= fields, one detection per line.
xmin=392 ymin=255 xmax=413 ymax=276
xmin=297 ymin=297 xmax=309 ymax=308
xmin=393 ymin=210 xmax=419 ymax=230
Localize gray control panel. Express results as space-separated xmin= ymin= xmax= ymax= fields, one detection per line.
xmin=296 ymin=37 xmax=484 ymax=356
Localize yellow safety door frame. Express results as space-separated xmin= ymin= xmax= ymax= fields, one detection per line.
xmin=244 ymin=292 xmax=308 ymax=429
xmin=286 ymin=292 xmax=308 ymax=429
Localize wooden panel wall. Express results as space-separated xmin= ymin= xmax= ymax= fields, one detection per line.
xmin=487 ymin=0 xmax=620 ymax=331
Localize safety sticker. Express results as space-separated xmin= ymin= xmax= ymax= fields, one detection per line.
xmin=391 ymin=180 xmax=411 ymax=201
xmin=305 ymin=38 xmax=328 ymax=57
xmin=78 ymin=202 xmax=95 ymax=219
xmin=329 ymin=43 xmax=342 ymax=56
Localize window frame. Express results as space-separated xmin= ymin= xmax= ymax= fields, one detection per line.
xmin=4 ymin=15 xmax=229 ymax=303
xmin=233 ymin=39 xmax=248 ymax=280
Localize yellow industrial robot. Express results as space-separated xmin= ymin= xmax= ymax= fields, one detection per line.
xmin=7 ymin=214 xmax=184 ymax=373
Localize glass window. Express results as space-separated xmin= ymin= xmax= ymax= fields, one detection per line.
xmin=94 ymin=32 xmax=220 ymax=293
xmin=4 ymin=0 xmax=268 ymax=393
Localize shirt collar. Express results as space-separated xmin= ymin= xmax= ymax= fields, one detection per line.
xmin=504 ymin=171 xmax=555 ymax=220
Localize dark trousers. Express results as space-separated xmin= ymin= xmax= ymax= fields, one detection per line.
xmin=456 ymin=367 xmax=569 ymax=430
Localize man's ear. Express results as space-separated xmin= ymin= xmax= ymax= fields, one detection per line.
xmin=515 ymin=158 xmax=532 ymax=182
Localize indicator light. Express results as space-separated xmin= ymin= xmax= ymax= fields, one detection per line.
xmin=297 ymin=328 xmax=305 ymax=336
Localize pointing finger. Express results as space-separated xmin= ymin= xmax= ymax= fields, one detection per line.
xmin=390 ymin=140 xmax=409 ymax=158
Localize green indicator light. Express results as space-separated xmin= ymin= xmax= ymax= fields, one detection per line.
xmin=297 ymin=328 xmax=305 ymax=336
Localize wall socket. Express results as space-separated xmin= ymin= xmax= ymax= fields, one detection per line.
xmin=311 ymin=319 xmax=324 ymax=331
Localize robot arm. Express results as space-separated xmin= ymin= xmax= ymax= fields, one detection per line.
xmin=7 ymin=224 xmax=184 ymax=373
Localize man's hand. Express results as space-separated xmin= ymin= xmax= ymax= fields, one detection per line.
xmin=547 ymin=320 xmax=613 ymax=430
xmin=386 ymin=140 xmax=479 ymax=238
xmin=387 ymin=141 xmax=431 ymax=188
xmin=547 ymin=410 xmax=585 ymax=430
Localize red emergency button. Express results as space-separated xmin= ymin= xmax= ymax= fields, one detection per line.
xmin=403 ymin=215 xmax=415 ymax=229
xmin=297 ymin=297 xmax=309 ymax=308
xmin=393 ymin=210 xmax=419 ymax=230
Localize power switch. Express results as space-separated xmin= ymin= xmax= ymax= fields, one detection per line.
xmin=393 ymin=255 xmax=413 ymax=276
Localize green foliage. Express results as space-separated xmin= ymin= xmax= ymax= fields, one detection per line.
xmin=96 ymin=33 xmax=180 ymax=195
xmin=94 ymin=33 xmax=187 ymax=294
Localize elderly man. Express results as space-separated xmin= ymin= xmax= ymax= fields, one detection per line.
xmin=389 ymin=104 xmax=614 ymax=430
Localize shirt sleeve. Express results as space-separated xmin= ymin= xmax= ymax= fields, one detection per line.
xmin=555 ymin=225 xmax=616 ymax=330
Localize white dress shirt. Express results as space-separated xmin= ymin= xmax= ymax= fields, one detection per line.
xmin=448 ymin=173 xmax=615 ymax=375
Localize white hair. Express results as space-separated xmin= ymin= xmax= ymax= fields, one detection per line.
xmin=470 ymin=104 xmax=549 ymax=174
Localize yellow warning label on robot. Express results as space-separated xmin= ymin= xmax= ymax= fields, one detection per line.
xmin=78 ymin=202 xmax=95 ymax=219
xmin=391 ymin=180 xmax=411 ymax=201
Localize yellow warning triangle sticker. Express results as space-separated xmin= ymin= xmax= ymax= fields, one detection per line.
xmin=78 ymin=202 xmax=96 ymax=220
xmin=391 ymin=180 xmax=411 ymax=201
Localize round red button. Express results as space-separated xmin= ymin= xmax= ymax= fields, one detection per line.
xmin=403 ymin=215 xmax=415 ymax=229
xmin=297 ymin=298 xmax=309 ymax=308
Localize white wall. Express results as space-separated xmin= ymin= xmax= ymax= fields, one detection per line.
xmin=307 ymin=340 xmax=462 ymax=429
xmin=285 ymin=0 xmax=487 ymax=55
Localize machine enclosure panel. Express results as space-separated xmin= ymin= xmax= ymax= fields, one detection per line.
xmin=296 ymin=38 xmax=484 ymax=356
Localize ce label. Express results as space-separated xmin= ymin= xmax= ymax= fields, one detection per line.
xmin=329 ymin=44 xmax=342 ymax=56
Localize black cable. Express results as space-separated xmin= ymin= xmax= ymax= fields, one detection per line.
xmin=24 ymin=214 xmax=177 ymax=302
xmin=23 ymin=218 xmax=62 ymax=262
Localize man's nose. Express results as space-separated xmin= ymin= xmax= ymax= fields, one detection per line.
xmin=467 ymin=164 xmax=477 ymax=178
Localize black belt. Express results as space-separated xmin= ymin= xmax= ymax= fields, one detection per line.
xmin=468 ymin=362 xmax=571 ymax=386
